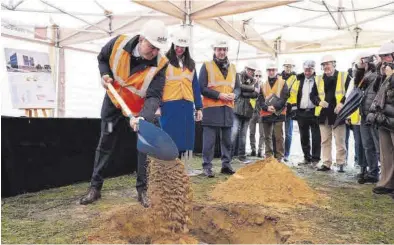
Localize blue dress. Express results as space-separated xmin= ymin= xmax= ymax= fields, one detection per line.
xmin=159 ymin=72 xmax=202 ymax=151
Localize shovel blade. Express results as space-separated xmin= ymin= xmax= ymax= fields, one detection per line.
xmin=136 ymin=120 xmax=178 ymax=161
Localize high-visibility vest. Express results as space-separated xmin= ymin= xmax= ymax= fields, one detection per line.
xmin=314 ymin=72 xmax=348 ymax=116
xmin=349 ymin=109 xmax=361 ymax=125
xmin=163 ymin=64 xmax=195 ymax=102
xmin=107 ymin=35 xmax=168 ymax=116
xmin=285 ymin=74 xmax=297 ymax=103
xmin=288 ymin=76 xmax=318 ymax=105
xmin=260 ymin=76 xmax=287 ymax=117
xmin=202 ymin=60 xmax=236 ymax=108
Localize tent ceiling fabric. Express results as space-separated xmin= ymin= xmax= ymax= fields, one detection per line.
xmin=1 ymin=0 xmax=394 ymax=60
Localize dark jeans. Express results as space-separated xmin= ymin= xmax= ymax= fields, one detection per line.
xmin=284 ymin=118 xmax=293 ymax=158
xmin=296 ymin=110 xmax=321 ymax=162
xmin=231 ymin=114 xmax=250 ymax=158
xmin=90 ymin=116 xmax=148 ymax=192
xmin=202 ymin=126 xmax=232 ymax=170
xmin=352 ymin=125 xmax=367 ymax=169
xmin=360 ymin=118 xmax=380 ymax=178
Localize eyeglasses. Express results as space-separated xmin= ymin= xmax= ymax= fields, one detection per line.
xmin=255 ymin=75 xmax=262 ymax=78
xmin=215 ymin=48 xmax=228 ymax=52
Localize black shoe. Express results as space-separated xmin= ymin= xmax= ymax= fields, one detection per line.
xmin=372 ymin=187 xmax=394 ymax=195
xmin=221 ymin=167 xmax=235 ymax=175
xmin=299 ymin=159 xmax=312 ymax=165
xmin=338 ymin=165 xmax=345 ymax=173
xmin=138 ymin=190 xmax=150 ymax=208
xmin=250 ymin=151 xmax=256 ymax=157
xmin=79 ymin=187 xmax=101 ymax=205
xmin=317 ymin=165 xmax=331 ymax=171
xmin=203 ymin=168 xmax=215 ymax=178
xmin=364 ymin=175 xmax=379 ymax=184
xmin=257 ymin=152 xmax=263 ymax=158
xmin=357 ymin=167 xmax=367 ymax=179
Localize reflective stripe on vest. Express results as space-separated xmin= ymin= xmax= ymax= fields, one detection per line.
xmin=288 ymin=76 xmax=317 ymax=105
xmin=260 ymin=77 xmax=287 ymax=117
xmin=202 ymin=61 xmax=236 ymax=108
xmin=314 ymin=72 xmax=347 ymax=116
xmin=107 ymin=35 xmax=168 ymax=115
xmin=163 ymin=64 xmax=195 ymax=102
xmin=286 ymin=74 xmax=297 ymax=103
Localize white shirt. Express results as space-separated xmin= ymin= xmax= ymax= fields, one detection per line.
xmin=299 ymin=77 xmax=315 ymax=109
xmin=132 ymin=43 xmax=141 ymax=57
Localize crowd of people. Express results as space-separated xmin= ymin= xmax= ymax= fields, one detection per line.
xmin=79 ymin=20 xmax=394 ymax=207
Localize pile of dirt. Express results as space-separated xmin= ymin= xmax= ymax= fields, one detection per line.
xmin=88 ymin=158 xmax=196 ymax=244
xmin=211 ymin=157 xmax=318 ymax=207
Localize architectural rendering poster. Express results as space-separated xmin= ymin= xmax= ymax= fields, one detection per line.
xmin=4 ymin=48 xmax=56 ymax=109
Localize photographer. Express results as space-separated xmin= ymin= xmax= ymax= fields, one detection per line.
xmin=366 ymin=41 xmax=394 ymax=195
xmin=231 ymin=61 xmax=260 ymax=162
xmin=352 ymin=52 xmax=379 ymax=184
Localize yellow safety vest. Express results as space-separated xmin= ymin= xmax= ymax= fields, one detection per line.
xmin=349 ymin=109 xmax=361 ymax=125
xmin=285 ymin=74 xmax=297 ymax=103
xmin=202 ymin=60 xmax=236 ymax=108
xmin=288 ymin=76 xmax=318 ymax=105
xmin=314 ymin=72 xmax=348 ymax=116
xmin=163 ymin=64 xmax=195 ymax=102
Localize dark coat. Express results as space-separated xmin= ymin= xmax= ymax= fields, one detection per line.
xmin=233 ymin=71 xmax=259 ymax=118
xmin=97 ymin=35 xmax=167 ymax=123
xmin=199 ymin=61 xmax=240 ymax=127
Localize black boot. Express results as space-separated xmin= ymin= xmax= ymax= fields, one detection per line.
xmin=357 ymin=167 xmax=367 ymax=179
xmin=250 ymin=150 xmax=256 ymax=157
xmin=80 ymin=187 xmax=101 ymax=205
xmin=138 ymin=190 xmax=150 ymax=208
xmin=203 ymin=168 xmax=215 ymax=178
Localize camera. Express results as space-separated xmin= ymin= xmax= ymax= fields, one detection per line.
xmin=383 ymin=62 xmax=394 ymax=70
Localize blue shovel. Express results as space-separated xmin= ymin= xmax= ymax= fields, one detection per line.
xmin=108 ymin=83 xmax=178 ymax=161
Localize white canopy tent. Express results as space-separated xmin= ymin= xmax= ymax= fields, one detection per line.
xmin=1 ymin=0 xmax=393 ymax=117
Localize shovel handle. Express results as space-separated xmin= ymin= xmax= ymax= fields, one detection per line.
xmin=107 ymin=83 xmax=135 ymax=119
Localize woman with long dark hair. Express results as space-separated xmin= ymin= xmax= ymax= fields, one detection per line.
xmin=158 ymin=30 xmax=203 ymax=161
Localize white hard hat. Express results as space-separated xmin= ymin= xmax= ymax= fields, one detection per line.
xmin=321 ymin=54 xmax=336 ymax=65
xmin=140 ymin=20 xmax=168 ymax=50
xmin=245 ymin=60 xmax=258 ymax=70
xmin=213 ymin=39 xmax=228 ymax=48
xmin=354 ymin=51 xmax=373 ymax=63
xmin=303 ymin=60 xmax=316 ymax=69
xmin=255 ymin=70 xmax=262 ymax=75
xmin=266 ymin=61 xmax=277 ymax=70
xmin=172 ymin=30 xmax=190 ymax=47
xmin=378 ymin=42 xmax=394 ymax=55
xmin=283 ymin=58 xmax=295 ymax=66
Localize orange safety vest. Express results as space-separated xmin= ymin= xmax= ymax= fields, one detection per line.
xmin=162 ymin=64 xmax=195 ymax=102
xmin=260 ymin=76 xmax=287 ymax=117
xmin=107 ymin=35 xmax=168 ymax=116
xmin=202 ymin=60 xmax=236 ymax=108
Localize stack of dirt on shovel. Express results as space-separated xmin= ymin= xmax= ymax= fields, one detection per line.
xmin=147 ymin=158 xmax=196 ymax=243
xmin=211 ymin=157 xmax=318 ymax=207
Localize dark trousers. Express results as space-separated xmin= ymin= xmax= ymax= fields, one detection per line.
xmin=202 ymin=126 xmax=232 ymax=170
xmin=296 ymin=110 xmax=321 ymax=162
xmin=231 ymin=114 xmax=250 ymax=158
xmin=360 ymin=118 xmax=380 ymax=178
xmin=249 ymin=112 xmax=264 ymax=153
xmin=90 ymin=115 xmax=148 ymax=193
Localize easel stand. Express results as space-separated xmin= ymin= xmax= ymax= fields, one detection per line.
xmin=24 ymin=109 xmax=52 ymax=118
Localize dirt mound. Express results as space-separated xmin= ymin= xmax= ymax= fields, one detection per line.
xmin=88 ymin=204 xmax=298 ymax=244
xmin=211 ymin=158 xmax=318 ymax=207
